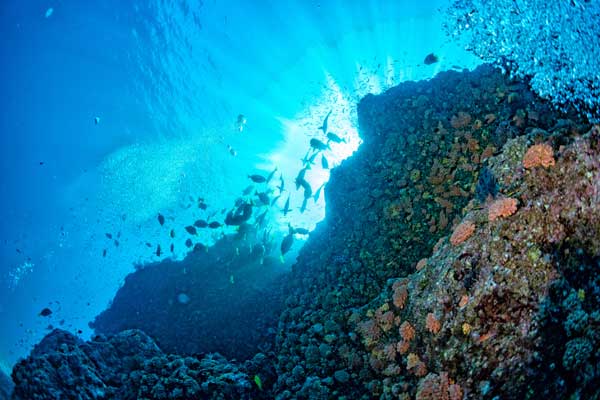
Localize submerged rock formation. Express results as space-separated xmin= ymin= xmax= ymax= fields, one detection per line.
xmin=10 ymin=65 xmax=600 ymax=399
xmin=0 ymin=370 xmax=12 ymax=400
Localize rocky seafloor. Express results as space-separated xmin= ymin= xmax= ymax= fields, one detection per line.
xmin=8 ymin=65 xmax=600 ymax=399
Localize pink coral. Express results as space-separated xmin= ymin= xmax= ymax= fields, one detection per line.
xmin=450 ymin=221 xmax=475 ymax=246
xmin=488 ymin=197 xmax=518 ymax=222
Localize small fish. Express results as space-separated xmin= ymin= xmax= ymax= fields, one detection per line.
xmin=39 ymin=308 xmax=52 ymax=317
xmin=105 ymin=233 xmax=112 ymax=239
xmin=295 ymin=168 xmax=308 ymax=189
xmin=158 ymin=213 xmax=165 ymax=226
xmin=280 ymin=226 xmax=294 ymax=259
xmin=256 ymin=191 xmax=270 ymax=205
xmin=39 ymin=161 xmax=44 ymax=165
xmin=271 ymin=194 xmax=281 ymax=206
xmin=319 ymin=110 xmax=332 ymax=134
xmin=185 ymin=226 xmax=198 ymax=235
xmin=44 ymin=8 xmax=54 ymax=18
xmin=170 ymin=243 xmax=174 ymax=253
xmin=300 ymin=198 xmax=308 ymax=213
xmin=102 ymin=249 xmax=107 ymax=257
xmin=194 ymin=219 xmax=208 ymax=228
xmin=114 ymin=240 xmax=119 ymax=247
xmin=198 ymin=201 xmax=208 ymax=210
xmin=424 ymin=53 xmax=439 ymax=65
xmin=227 ymin=144 xmax=237 ymax=156
xmin=314 ymin=183 xmax=325 ymax=203
xmin=310 ymin=138 xmax=330 ymax=151
xmin=208 ymin=221 xmax=222 ymax=229
xmin=254 ymin=375 xmax=263 ymax=391
xmin=236 ymin=114 xmax=247 ymax=132
xmin=277 ymin=174 xmax=285 ymax=193
xmin=156 ymin=244 xmax=162 ymax=257
xmin=321 ymin=154 xmax=329 ymax=169
xmin=298 ymin=178 xmax=312 ymax=199
xmin=185 ymin=238 xmax=193 ymax=248
xmin=266 ymin=167 xmax=278 ymax=183
xmin=326 ymin=132 xmax=346 ymax=144
xmin=248 ymin=174 xmax=267 ymax=183
xmin=145 ymin=242 xmax=153 ymax=247
xmin=242 ymin=185 xmax=255 ymax=195
xmin=170 ymin=229 xmax=175 ymax=238
xmin=282 ymin=195 xmax=291 ymax=216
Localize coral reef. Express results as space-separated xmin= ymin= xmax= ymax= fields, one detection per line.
xmin=11 ymin=329 xmax=273 ymax=399
xmin=10 ymin=65 xmax=600 ymax=399
xmin=445 ymin=0 xmax=600 ymax=120
xmin=0 ymin=370 xmax=12 ymax=400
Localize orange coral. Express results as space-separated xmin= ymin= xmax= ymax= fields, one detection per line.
xmin=450 ymin=111 xmax=472 ymax=129
xmin=488 ymin=197 xmax=518 ymax=221
xmin=393 ymin=283 xmax=409 ymax=309
xmin=416 ymin=258 xmax=428 ymax=271
xmin=416 ymin=372 xmax=463 ymax=400
xmin=399 ymin=321 xmax=416 ymax=341
xmin=458 ymin=295 xmax=469 ymax=308
xmin=450 ymin=221 xmax=475 ymax=246
xmin=397 ymin=340 xmax=410 ymax=354
xmin=425 ymin=313 xmax=441 ymax=334
xmin=523 ymin=143 xmax=555 ymax=169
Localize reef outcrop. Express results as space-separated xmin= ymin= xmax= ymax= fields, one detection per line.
xmin=9 ymin=65 xmax=600 ymax=399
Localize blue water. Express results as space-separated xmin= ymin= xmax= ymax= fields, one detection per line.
xmin=0 ymin=0 xmax=479 ymax=372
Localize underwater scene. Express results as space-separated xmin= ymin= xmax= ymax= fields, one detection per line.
xmin=1 ymin=0 xmax=599 ymax=399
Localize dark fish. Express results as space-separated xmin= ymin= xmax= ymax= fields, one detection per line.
xmin=280 ymin=226 xmax=294 ymax=257
xmin=277 ymin=174 xmax=285 ymax=193
xmin=117 ymin=231 xmax=121 ymax=238
xmin=327 ymin=132 xmax=346 ymax=144
xmin=248 ymin=174 xmax=267 ymax=183
xmin=39 ymin=161 xmax=44 ymax=165
xmin=16 ymin=248 xmax=22 ymax=254
xmin=156 ymin=245 xmax=162 ymax=257
xmin=194 ymin=219 xmax=208 ymax=228
xmin=321 ymin=154 xmax=329 ymax=169
xmin=170 ymin=229 xmax=175 ymax=238
xmin=105 ymin=233 xmax=112 ymax=239
xmin=225 ymin=202 xmax=253 ymax=226
xmin=185 ymin=226 xmax=198 ymax=235
xmin=102 ymin=249 xmax=107 ymax=257
xmin=319 ymin=110 xmax=332 ymax=135
xmin=198 ymin=201 xmax=208 ymax=210
xmin=298 ymin=178 xmax=312 ymax=199
xmin=170 ymin=243 xmax=174 ymax=253
xmin=39 ymin=308 xmax=52 ymax=317
xmin=300 ymin=198 xmax=308 ymax=213
xmin=424 ymin=53 xmax=439 ymax=65
xmin=271 ymin=194 xmax=281 ymax=206
xmin=295 ymin=167 xmax=308 ymax=189
xmin=310 ymin=138 xmax=330 ymax=151
xmin=208 ymin=221 xmax=222 ymax=229
xmin=314 ymin=183 xmax=325 ymax=203
xmin=185 ymin=238 xmax=193 ymax=248
xmin=266 ymin=167 xmax=278 ymax=183
xmin=256 ymin=191 xmax=270 ymax=205
xmin=158 ymin=213 xmax=165 ymax=226
xmin=113 ymin=240 xmax=119 ymax=247
xmin=282 ymin=195 xmax=291 ymax=216
xmin=145 ymin=242 xmax=153 ymax=247
xmin=242 ymin=185 xmax=255 ymax=195
xmin=255 ymin=209 xmax=268 ymax=227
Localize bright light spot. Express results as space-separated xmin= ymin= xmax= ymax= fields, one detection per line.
xmin=45 ymin=8 xmax=54 ymax=18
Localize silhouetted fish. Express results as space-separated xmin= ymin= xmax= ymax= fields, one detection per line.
xmin=282 ymin=195 xmax=291 ymax=216
xmin=327 ymin=132 xmax=346 ymax=143
xmin=314 ymin=183 xmax=325 ymax=203
xmin=321 ymin=155 xmax=329 ymax=169
xmin=319 ymin=110 xmax=332 ymax=134
xmin=424 ymin=53 xmax=439 ymax=65
xmin=158 ymin=213 xmax=165 ymax=226
xmin=39 ymin=308 xmax=52 ymax=317
xmin=271 ymin=194 xmax=281 ymax=206
xmin=248 ymin=174 xmax=266 ymax=183
xmin=266 ymin=167 xmax=278 ymax=183
xmin=185 ymin=226 xmax=198 ymax=235
xmin=102 ymin=249 xmax=107 ymax=257
xmin=170 ymin=243 xmax=174 ymax=253
xmin=105 ymin=233 xmax=112 ymax=239
xmin=280 ymin=225 xmax=294 ymax=259
xmin=194 ymin=219 xmax=208 ymax=228
xmin=256 ymin=191 xmax=270 ymax=205
xmin=114 ymin=240 xmax=119 ymax=247
xmin=170 ymin=229 xmax=175 ymax=238
xmin=310 ymin=138 xmax=330 ymax=151
xmin=156 ymin=245 xmax=162 ymax=257
xmin=208 ymin=221 xmax=222 ymax=229
xmin=185 ymin=238 xmax=193 ymax=248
